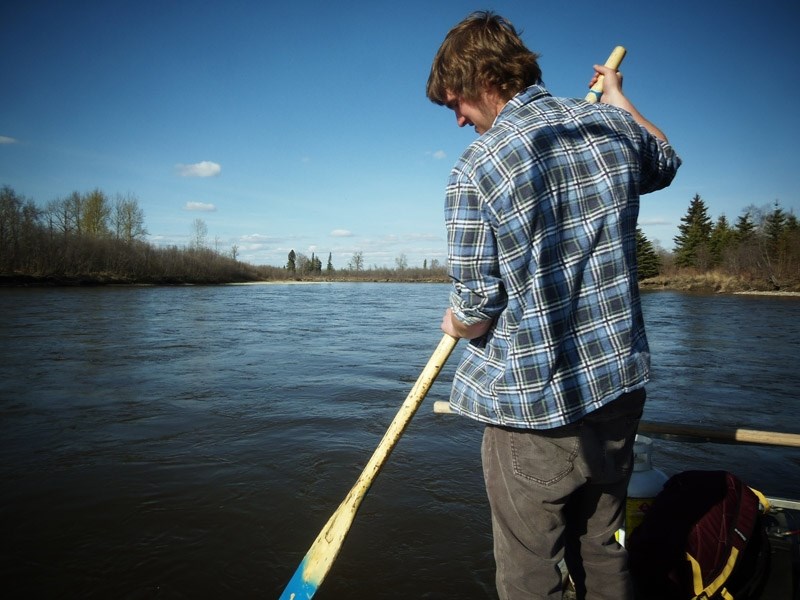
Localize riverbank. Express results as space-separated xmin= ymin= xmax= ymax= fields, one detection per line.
xmin=4 ymin=271 xmax=800 ymax=295
xmin=639 ymin=272 xmax=800 ymax=295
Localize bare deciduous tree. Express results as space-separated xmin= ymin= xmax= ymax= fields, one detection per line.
xmin=190 ymin=218 xmax=208 ymax=250
xmin=111 ymin=193 xmax=147 ymax=243
xmin=349 ymin=250 xmax=364 ymax=272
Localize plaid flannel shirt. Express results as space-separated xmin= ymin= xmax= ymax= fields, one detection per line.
xmin=446 ymin=84 xmax=681 ymax=429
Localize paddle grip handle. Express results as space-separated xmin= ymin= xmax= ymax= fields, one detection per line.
xmin=585 ymin=46 xmax=627 ymax=103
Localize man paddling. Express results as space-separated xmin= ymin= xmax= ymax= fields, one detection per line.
xmin=427 ymin=12 xmax=681 ymax=600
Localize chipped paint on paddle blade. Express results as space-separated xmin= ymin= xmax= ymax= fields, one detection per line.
xmin=278 ymin=555 xmax=316 ymax=600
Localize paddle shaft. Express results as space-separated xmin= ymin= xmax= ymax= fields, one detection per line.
xmin=637 ymin=420 xmax=800 ymax=448
xmin=279 ymin=334 xmax=458 ymax=599
xmin=432 ymin=401 xmax=800 ymax=448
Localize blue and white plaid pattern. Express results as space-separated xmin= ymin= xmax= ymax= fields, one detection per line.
xmin=446 ymin=85 xmax=681 ymax=429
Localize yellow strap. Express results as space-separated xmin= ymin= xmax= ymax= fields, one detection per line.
xmin=687 ymin=552 xmax=704 ymax=596
xmin=686 ymin=485 xmax=767 ymax=599
xmin=748 ymin=486 xmax=771 ymax=513
xmin=687 ymin=546 xmax=740 ymax=599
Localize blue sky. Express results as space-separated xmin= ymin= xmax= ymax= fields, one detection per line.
xmin=2 ymin=0 xmax=798 ymax=268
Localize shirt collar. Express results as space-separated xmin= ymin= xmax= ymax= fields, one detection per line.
xmin=495 ymin=84 xmax=551 ymax=123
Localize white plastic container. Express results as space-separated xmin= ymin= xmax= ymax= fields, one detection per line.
xmin=618 ymin=434 xmax=668 ymax=547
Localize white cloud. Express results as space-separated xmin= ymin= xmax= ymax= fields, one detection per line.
xmin=184 ymin=201 xmax=216 ymax=212
xmin=330 ymin=229 xmax=353 ymax=237
xmin=432 ymin=150 xmax=446 ymax=160
xmin=240 ymin=233 xmax=274 ymax=243
xmin=0 ymin=135 xmax=18 ymax=144
xmin=638 ymin=217 xmax=672 ymax=226
xmin=175 ymin=161 xmax=221 ymax=177
xmin=407 ymin=232 xmax=441 ymax=241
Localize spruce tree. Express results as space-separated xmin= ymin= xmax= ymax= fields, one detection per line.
xmin=673 ymin=194 xmax=713 ymax=268
xmin=735 ymin=211 xmax=756 ymax=242
xmin=786 ymin=212 xmax=799 ymax=234
xmin=763 ymin=200 xmax=787 ymax=259
xmin=286 ymin=249 xmax=296 ymax=273
xmin=709 ymin=214 xmax=735 ymax=266
xmin=636 ymin=228 xmax=660 ymax=279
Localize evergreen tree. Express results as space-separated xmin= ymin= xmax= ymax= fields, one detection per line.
xmin=709 ymin=214 xmax=735 ymax=266
xmin=786 ymin=212 xmax=799 ymax=234
xmin=326 ymin=252 xmax=334 ymax=274
xmin=286 ymin=249 xmax=296 ymax=273
xmin=734 ymin=210 xmax=756 ymax=242
xmin=636 ymin=228 xmax=660 ymax=279
xmin=673 ymin=194 xmax=713 ymax=268
xmin=763 ymin=200 xmax=787 ymax=258
xmin=782 ymin=212 xmax=800 ymax=275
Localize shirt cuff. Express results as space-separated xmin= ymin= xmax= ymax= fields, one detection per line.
xmin=449 ymin=290 xmax=493 ymax=326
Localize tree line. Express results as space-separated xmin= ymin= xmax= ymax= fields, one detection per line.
xmin=0 ymin=185 xmax=447 ymax=285
xmin=0 ymin=185 xmax=273 ymax=284
xmin=1 ymin=184 xmax=797 ymax=289
xmin=662 ymin=195 xmax=799 ymax=290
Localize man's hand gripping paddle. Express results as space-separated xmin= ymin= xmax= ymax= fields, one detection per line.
xmin=585 ymin=46 xmax=627 ymax=103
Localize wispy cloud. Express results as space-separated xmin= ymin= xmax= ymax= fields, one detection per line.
xmin=407 ymin=232 xmax=441 ymax=241
xmin=240 ymin=233 xmax=276 ymax=243
xmin=0 ymin=135 xmax=18 ymax=144
xmin=638 ymin=217 xmax=672 ymax=226
xmin=330 ymin=229 xmax=353 ymax=237
xmin=175 ymin=161 xmax=221 ymax=177
xmin=184 ymin=201 xmax=216 ymax=212
xmin=432 ymin=150 xmax=446 ymax=160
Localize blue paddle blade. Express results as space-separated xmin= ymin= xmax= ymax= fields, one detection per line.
xmin=279 ymin=556 xmax=318 ymax=600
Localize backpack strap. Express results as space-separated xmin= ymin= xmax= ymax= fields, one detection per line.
xmin=687 ymin=548 xmax=738 ymax=600
xmin=688 ymin=484 xmax=769 ymax=600
xmin=748 ymin=486 xmax=770 ymax=513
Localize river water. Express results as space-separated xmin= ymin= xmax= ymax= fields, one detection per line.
xmin=1 ymin=283 xmax=798 ymax=599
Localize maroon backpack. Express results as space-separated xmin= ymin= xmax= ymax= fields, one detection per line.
xmin=627 ymin=470 xmax=771 ymax=600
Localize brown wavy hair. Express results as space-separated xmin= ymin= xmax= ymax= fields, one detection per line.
xmin=426 ymin=11 xmax=542 ymax=105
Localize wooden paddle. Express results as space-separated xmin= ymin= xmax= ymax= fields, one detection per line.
xmin=432 ymin=401 xmax=800 ymax=448
xmin=279 ymin=45 xmax=629 ymax=598
xmin=279 ymin=334 xmax=459 ymax=600
xmin=637 ymin=420 xmax=800 ymax=448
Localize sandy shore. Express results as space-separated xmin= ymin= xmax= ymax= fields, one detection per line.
xmin=733 ymin=290 xmax=800 ymax=297
xmin=226 ymin=280 xmax=327 ymax=285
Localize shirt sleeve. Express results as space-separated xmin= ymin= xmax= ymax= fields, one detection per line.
xmin=445 ymin=159 xmax=507 ymax=325
xmin=639 ymin=131 xmax=682 ymax=194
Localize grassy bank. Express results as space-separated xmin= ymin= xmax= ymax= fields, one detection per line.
xmin=640 ymin=271 xmax=800 ymax=294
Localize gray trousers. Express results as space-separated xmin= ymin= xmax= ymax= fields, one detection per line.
xmin=481 ymin=389 xmax=645 ymax=600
